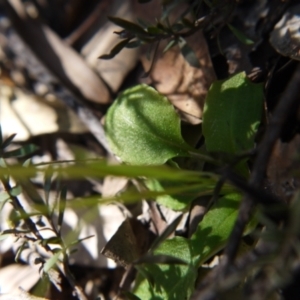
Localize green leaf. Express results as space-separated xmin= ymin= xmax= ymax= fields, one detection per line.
xmin=57 ymin=186 xmax=67 ymax=230
xmin=121 ymin=291 xmax=141 ymax=300
xmin=191 ymin=193 xmax=242 ymax=264
xmin=126 ymin=40 xmax=142 ymax=48
xmin=227 ymin=24 xmax=254 ymax=45
xmin=203 ymin=72 xmax=263 ymax=155
xmin=108 ymin=16 xmax=147 ymax=36
xmin=99 ymin=38 xmax=131 ymax=59
xmin=147 ymin=26 xmax=164 ymax=35
xmin=15 ymin=242 xmax=28 ymax=263
xmin=0 ymin=185 xmax=21 ymax=202
xmin=43 ymin=251 xmax=62 ymax=273
xmin=134 ymin=254 xmax=188 ymax=265
xmin=19 ymin=178 xmax=45 ymax=207
xmin=163 ymin=39 xmax=177 ymax=53
xmin=0 ymin=192 xmax=10 ymax=203
xmin=133 ymin=193 xmax=242 ymax=299
xmin=133 ymin=237 xmax=197 ymax=300
xmin=105 ymin=84 xmax=193 ymax=165
xmin=178 ymin=38 xmax=201 ymax=68
xmin=3 ymin=144 xmax=38 ymax=158
xmin=10 ymin=185 xmax=22 ymax=196
xmin=145 ymin=177 xmax=215 ymax=211
xmin=1 ymin=133 xmax=17 ymax=149
xmin=149 ymin=214 xmax=183 ymax=252
xmin=0 ymin=160 xmax=207 ymax=182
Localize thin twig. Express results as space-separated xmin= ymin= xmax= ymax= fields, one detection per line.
xmin=1 ymin=178 xmax=51 ymax=252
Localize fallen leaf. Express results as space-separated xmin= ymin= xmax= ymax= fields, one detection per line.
xmin=102 ymin=176 xmax=129 ymax=197
xmin=267 ymin=135 xmax=300 ymax=201
xmin=5 ymin=0 xmax=111 ymax=104
xmin=81 ymin=0 xmax=139 ymax=92
xmin=0 ymin=86 xmax=87 ymax=141
xmin=0 ymin=288 xmax=49 ymax=300
xmin=101 ymin=218 xmax=155 ymax=268
xmin=0 ymin=265 xmax=40 ymax=294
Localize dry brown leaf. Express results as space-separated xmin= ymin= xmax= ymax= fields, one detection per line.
xmin=136 ymin=1 xmax=216 ymax=125
xmin=81 ymin=0 xmax=139 ymax=93
xmin=101 ymin=218 xmax=154 ymax=268
xmin=267 ymin=135 xmax=300 ymax=201
xmin=102 ymin=176 xmax=129 ymax=197
xmin=0 ymin=265 xmax=40 ymax=295
xmin=6 ymin=0 xmax=111 ymax=104
xmin=140 ymin=33 xmax=216 ymax=125
xmin=0 ymin=11 xmax=110 ymax=150
xmin=0 ymin=288 xmax=49 ymax=300
xmin=0 ymin=86 xmax=87 ymax=141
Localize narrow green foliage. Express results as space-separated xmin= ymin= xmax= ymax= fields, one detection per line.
xmin=163 ymin=39 xmax=177 ymax=52
xmin=1 ymin=133 xmax=17 ymax=149
xmin=0 ymin=160 xmax=211 ymax=182
xmin=3 ymin=144 xmax=38 ymax=158
xmin=108 ymin=17 xmax=148 ymax=36
xmin=57 ymin=186 xmax=67 ymax=232
xmin=15 ymin=242 xmax=28 ymax=262
xmin=228 ymin=24 xmax=254 ymax=45
xmin=178 ymin=37 xmax=201 ymax=68
xmin=145 ymin=176 xmax=224 ymax=211
xmin=43 ymin=251 xmax=62 ymax=273
xmin=99 ymin=38 xmax=132 ymax=59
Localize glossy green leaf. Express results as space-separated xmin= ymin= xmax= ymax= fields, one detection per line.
xmin=105 ymin=84 xmax=193 ymax=165
xmin=228 ymin=24 xmax=254 ymax=45
xmin=203 ymin=72 xmax=263 ymax=154
xmin=133 ymin=193 xmax=241 ymax=299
